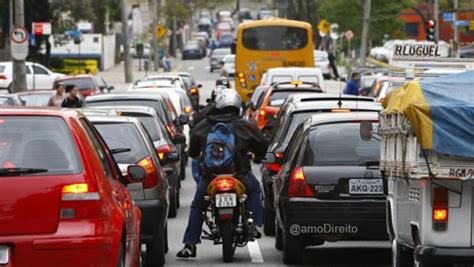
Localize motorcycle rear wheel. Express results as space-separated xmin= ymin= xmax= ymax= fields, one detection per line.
xmin=219 ymin=221 xmax=236 ymax=263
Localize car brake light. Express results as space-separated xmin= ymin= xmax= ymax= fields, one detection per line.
xmin=137 ymin=156 xmax=159 ymax=189
xmin=432 ymin=186 xmax=448 ymax=231
xmin=184 ymin=106 xmax=192 ymax=113
xmin=60 ymin=183 xmax=102 ymax=220
xmin=331 ymin=108 xmax=351 ymax=113
xmin=266 ymin=162 xmax=281 ymax=172
xmin=275 ymin=152 xmax=285 ymax=159
xmin=156 ymin=144 xmax=176 ymax=161
xmin=288 ymin=166 xmax=313 ymax=197
xmin=213 ymin=177 xmax=236 ymax=191
xmin=0 ymin=74 xmax=7 ymax=80
xmin=191 ymin=87 xmax=198 ymax=95
xmin=259 ymin=109 xmax=265 ymax=116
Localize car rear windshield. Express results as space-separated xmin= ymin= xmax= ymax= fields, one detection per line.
xmin=18 ymin=93 xmax=51 ymax=106
xmin=93 ymin=122 xmax=149 ymax=164
xmin=0 ymin=66 xmax=5 ymax=73
xmin=121 ymin=112 xmax=162 ymax=141
xmin=59 ymin=78 xmax=95 ymax=90
xmin=213 ymin=49 xmax=231 ymax=56
xmin=303 ymin=123 xmax=380 ymax=166
xmin=242 ymin=26 xmax=308 ymax=50
xmin=269 ymin=91 xmax=319 ymax=107
xmin=0 ymin=97 xmax=13 ymax=106
xmin=0 ymin=116 xmax=83 ymax=174
xmin=86 ymin=99 xmax=171 ymax=125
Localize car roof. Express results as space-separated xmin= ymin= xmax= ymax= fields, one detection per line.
xmin=266 ymin=67 xmax=321 ymax=74
xmin=57 ymin=75 xmax=94 ymax=80
xmin=289 ymin=99 xmax=382 ymax=112
xmin=306 ymin=112 xmax=379 ymax=127
xmin=0 ymin=107 xmax=83 ymax=119
xmin=14 ymin=90 xmax=55 ymax=95
xmin=285 ymin=93 xmax=376 ymax=104
xmin=87 ymin=115 xmax=141 ymax=124
xmin=85 ymin=93 xmax=164 ymax=102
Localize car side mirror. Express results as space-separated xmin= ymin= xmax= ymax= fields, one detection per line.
xmin=206 ymin=98 xmax=211 ymax=104
xmin=173 ymin=133 xmax=186 ymax=145
xmin=108 ymin=85 xmax=114 ymax=90
xmin=175 ymin=114 xmax=189 ymax=126
xmin=127 ymin=165 xmax=146 ymax=182
xmin=162 ymin=151 xmax=180 ymax=164
xmin=360 ymin=120 xmax=373 ymax=141
xmin=261 ymin=151 xmax=276 ymax=164
xmin=197 ymin=84 xmax=202 ymax=88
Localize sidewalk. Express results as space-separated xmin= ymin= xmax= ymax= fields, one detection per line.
xmin=97 ymin=57 xmax=182 ymax=92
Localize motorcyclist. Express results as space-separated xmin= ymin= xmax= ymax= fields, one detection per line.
xmin=215 ymin=76 xmax=231 ymax=88
xmin=177 ymin=89 xmax=268 ymax=258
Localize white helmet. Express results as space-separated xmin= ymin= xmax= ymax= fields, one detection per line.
xmin=214 ymin=89 xmax=241 ymax=110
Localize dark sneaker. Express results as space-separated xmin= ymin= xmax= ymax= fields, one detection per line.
xmin=176 ymin=244 xmax=197 ymax=258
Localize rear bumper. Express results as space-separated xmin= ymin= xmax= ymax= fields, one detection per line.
xmin=415 ymin=246 xmax=474 ymax=264
xmin=281 ymin=198 xmax=388 ymax=241
xmin=0 ymin=233 xmax=115 ymax=266
xmin=135 ymin=198 xmax=167 ymax=242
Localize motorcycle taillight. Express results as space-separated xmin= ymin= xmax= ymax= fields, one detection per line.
xmin=213 ymin=177 xmax=236 ymax=191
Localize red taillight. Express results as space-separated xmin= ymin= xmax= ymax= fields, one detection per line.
xmin=137 ymin=156 xmax=159 ymax=189
xmin=191 ymin=87 xmax=198 ymax=95
xmin=0 ymin=74 xmax=7 ymax=80
xmin=156 ymin=144 xmax=176 ymax=161
xmin=266 ymin=162 xmax=281 ymax=172
xmin=213 ymin=177 xmax=236 ymax=191
xmin=288 ymin=167 xmax=313 ymax=197
xmin=60 ymin=183 xmax=102 ymax=220
xmin=275 ymin=152 xmax=285 ymax=159
xmin=432 ymin=186 xmax=448 ymax=230
xmin=184 ymin=106 xmax=192 ymax=114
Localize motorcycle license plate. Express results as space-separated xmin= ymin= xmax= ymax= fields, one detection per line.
xmin=215 ymin=193 xmax=237 ymax=208
xmin=0 ymin=246 xmax=9 ymax=264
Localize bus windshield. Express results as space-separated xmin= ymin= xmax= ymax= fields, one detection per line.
xmin=242 ymin=26 xmax=308 ymax=50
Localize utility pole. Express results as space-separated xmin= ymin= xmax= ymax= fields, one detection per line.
xmin=12 ymin=0 xmax=27 ymax=93
xmin=150 ymin=0 xmax=159 ymax=71
xmin=360 ymin=0 xmax=371 ymax=66
xmin=171 ymin=16 xmax=177 ymax=57
xmin=434 ymin=0 xmax=439 ymax=43
xmin=121 ymin=0 xmax=133 ymax=82
xmin=453 ymin=0 xmax=460 ymax=57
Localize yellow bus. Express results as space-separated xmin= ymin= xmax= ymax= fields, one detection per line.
xmin=234 ymin=18 xmax=314 ymax=101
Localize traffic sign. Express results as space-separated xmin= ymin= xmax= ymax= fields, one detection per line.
xmin=470 ymin=20 xmax=474 ymax=31
xmin=443 ymin=12 xmax=454 ymax=22
xmin=32 ymin=22 xmax=52 ymax=35
xmin=317 ymin=19 xmax=330 ymax=34
xmin=345 ymin=30 xmax=354 ymax=40
xmin=454 ymin=20 xmax=469 ymax=27
xmin=10 ymin=27 xmax=29 ymax=60
xmin=156 ymin=24 xmax=168 ymax=39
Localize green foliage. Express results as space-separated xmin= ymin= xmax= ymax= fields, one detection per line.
xmin=195 ymin=0 xmax=234 ymax=9
xmin=162 ymin=0 xmax=190 ymax=22
xmin=316 ymin=0 xmax=412 ymax=47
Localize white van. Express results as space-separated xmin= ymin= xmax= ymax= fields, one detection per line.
xmin=0 ymin=62 xmax=64 ymax=92
xmin=260 ymin=67 xmax=325 ymax=89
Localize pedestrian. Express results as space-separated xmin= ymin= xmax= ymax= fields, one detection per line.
xmin=162 ymin=53 xmax=172 ymax=72
xmin=328 ymin=52 xmax=340 ymax=79
xmin=47 ymin=83 xmax=66 ymax=107
xmin=219 ymin=61 xmax=228 ymax=78
xmin=61 ymin=86 xmax=83 ymax=108
xmin=344 ymin=72 xmax=360 ymax=96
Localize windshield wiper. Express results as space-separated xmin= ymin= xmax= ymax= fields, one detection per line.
xmin=0 ymin=168 xmax=49 ymax=176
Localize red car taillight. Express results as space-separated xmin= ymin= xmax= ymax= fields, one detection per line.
xmin=213 ymin=177 xmax=236 ymax=191
xmin=0 ymin=74 xmax=7 ymax=80
xmin=60 ymin=183 xmax=103 ymax=219
xmin=190 ymin=87 xmax=199 ymax=95
xmin=432 ymin=186 xmax=448 ymax=231
xmin=156 ymin=144 xmax=176 ymax=161
xmin=258 ymin=107 xmax=278 ymax=128
xmin=288 ymin=167 xmax=313 ymax=197
xmin=137 ymin=156 xmax=159 ymax=189
xmin=265 ymin=162 xmax=281 ymax=172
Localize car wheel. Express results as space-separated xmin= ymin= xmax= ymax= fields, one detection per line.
xmin=146 ymin=225 xmax=165 ymax=266
xmin=168 ymin=189 xmax=178 ymax=218
xmin=282 ymin=222 xmax=304 ymax=265
xmin=180 ymin=160 xmax=186 ymax=181
xmin=164 ymin=224 xmax=169 ymax=254
xmin=116 ymin=241 xmax=126 ymax=267
xmin=263 ymin=206 xmax=275 ymax=236
xmin=275 ymin=219 xmax=283 ymax=251
xmin=176 ymin=190 xmax=180 ymax=209
xmin=210 ymin=67 xmax=213 ymax=73
xmin=392 ymin=240 xmax=414 ymax=267
xmin=323 ymin=74 xmax=331 ymax=80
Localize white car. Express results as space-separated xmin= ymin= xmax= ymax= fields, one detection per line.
xmin=0 ymin=62 xmax=64 ymax=92
xmin=313 ymin=50 xmax=331 ymax=79
xmin=222 ymin=54 xmax=235 ymax=77
xmin=260 ymin=67 xmax=325 ymax=89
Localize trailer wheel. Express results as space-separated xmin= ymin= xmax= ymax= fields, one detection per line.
xmin=392 ymin=240 xmax=413 ymax=267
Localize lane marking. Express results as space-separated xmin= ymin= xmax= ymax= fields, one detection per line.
xmin=247 ymin=240 xmax=264 ymax=263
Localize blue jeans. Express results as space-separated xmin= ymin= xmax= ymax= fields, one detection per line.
xmin=182 ymin=172 xmax=262 ymax=245
xmin=191 ymin=158 xmax=201 ymax=183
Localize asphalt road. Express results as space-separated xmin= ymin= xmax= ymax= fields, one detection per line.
xmin=163 ymin=56 xmax=392 ymax=267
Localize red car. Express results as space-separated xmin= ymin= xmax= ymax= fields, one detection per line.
xmin=54 ymin=75 xmax=109 ymax=97
xmin=0 ymin=108 xmax=142 ymax=267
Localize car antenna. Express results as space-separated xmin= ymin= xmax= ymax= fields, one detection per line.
xmin=337 ymin=79 xmax=343 ymax=108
